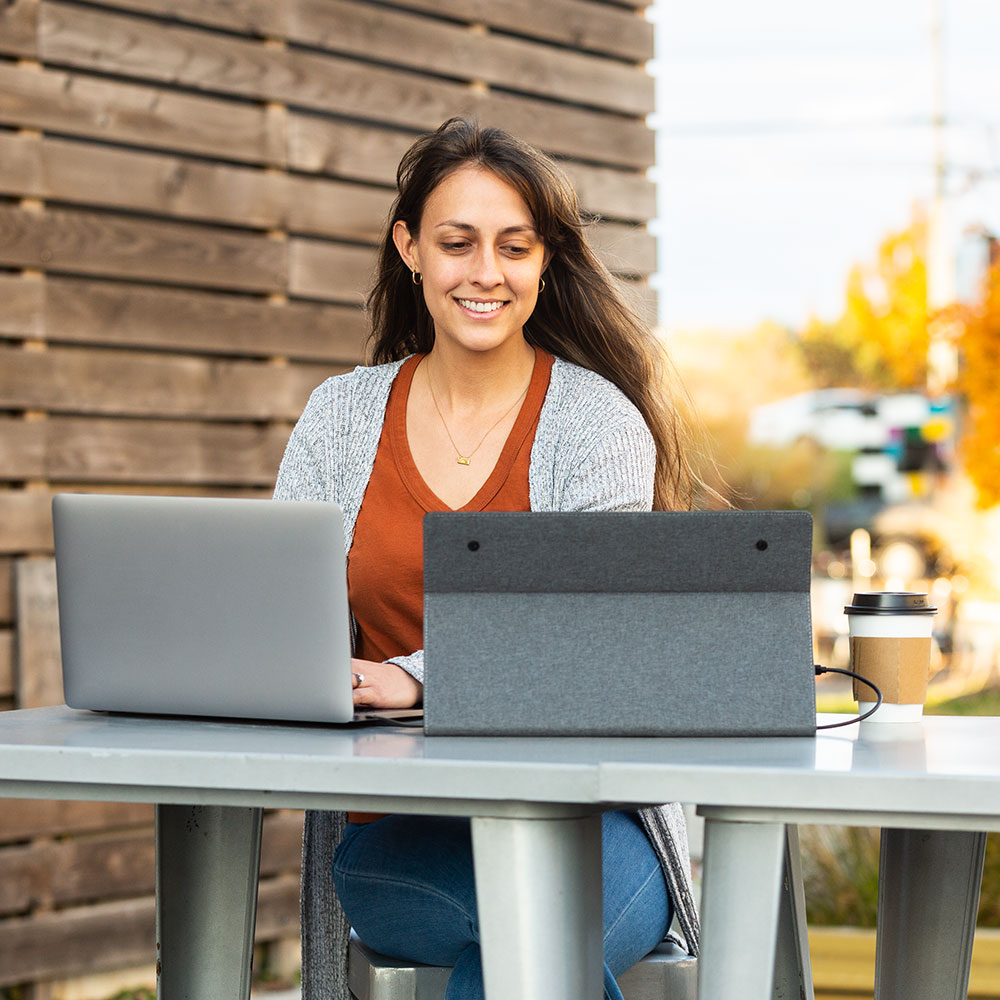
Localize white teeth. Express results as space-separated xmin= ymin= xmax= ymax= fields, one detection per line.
xmin=458 ymin=299 xmax=504 ymax=313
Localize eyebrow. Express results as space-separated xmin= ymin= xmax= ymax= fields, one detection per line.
xmin=434 ymin=222 xmax=538 ymax=236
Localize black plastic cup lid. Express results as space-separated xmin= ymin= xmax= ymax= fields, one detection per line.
xmin=844 ymin=592 xmax=937 ymax=615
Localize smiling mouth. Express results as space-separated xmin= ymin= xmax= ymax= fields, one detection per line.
xmin=456 ymin=298 xmax=507 ymax=314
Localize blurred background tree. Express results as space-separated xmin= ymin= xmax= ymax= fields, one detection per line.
xmin=669 ymin=208 xmax=950 ymax=522
xmin=666 ymin=321 xmax=819 ymax=510
xmin=797 ymin=211 xmax=929 ymax=391
xmin=959 ymin=258 xmax=1000 ymax=508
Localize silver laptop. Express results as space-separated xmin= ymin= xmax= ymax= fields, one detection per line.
xmin=423 ymin=510 xmax=817 ymax=737
xmin=53 ymin=494 xmax=418 ymax=725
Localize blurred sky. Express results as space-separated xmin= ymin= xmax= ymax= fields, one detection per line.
xmin=646 ymin=0 xmax=1000 ymax=333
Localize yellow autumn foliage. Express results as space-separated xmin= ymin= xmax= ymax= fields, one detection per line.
xmin=959 ymin=259 xmax=1000 ymax=508
xmin=799 ymin=212 xmax=929 ymax=391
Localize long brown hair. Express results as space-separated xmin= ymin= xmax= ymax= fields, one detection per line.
xmin=367 ymin=117 xmax=694 ymax=510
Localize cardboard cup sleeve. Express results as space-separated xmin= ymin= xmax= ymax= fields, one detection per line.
xmin=850 ymin=636 xmax=932 ymax=704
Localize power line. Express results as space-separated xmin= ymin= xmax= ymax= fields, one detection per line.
xmin=653 ymin=116 xmax=997 ymax=138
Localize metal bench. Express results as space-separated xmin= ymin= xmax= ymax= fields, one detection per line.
xmin=346 ymin=826 xmax=813 ymax=1000
xmin=348 ymin=933 xmax=696 ymax=1000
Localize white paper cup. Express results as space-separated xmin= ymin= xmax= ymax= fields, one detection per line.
xmin=845 ymin=592 xmax=936 ymax=723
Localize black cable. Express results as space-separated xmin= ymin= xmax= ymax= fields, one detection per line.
xmin=814 ymin=665 xmax=883 ymax=730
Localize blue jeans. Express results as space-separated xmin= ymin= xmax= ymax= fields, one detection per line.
xmin=332 ymin=811 xmax=673 ymax=1000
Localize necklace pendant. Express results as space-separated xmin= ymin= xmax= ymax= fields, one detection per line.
xmin=456 ymin=456 xmax=471 ymax=466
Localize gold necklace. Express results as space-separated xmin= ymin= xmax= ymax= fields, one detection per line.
xmin=427 ymin=370 xmax=530 ymax=466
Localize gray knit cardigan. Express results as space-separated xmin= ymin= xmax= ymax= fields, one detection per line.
xmin=273 ymin=355 xmax=701 ymax=1000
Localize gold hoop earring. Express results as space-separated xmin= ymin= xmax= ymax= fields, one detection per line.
xmin=538 ymin=277 xmax=546 ymax=293
xmin=411 ymin=270 xmax=422 ymax=286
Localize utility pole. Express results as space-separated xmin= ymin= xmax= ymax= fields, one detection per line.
xmin=926 ymin=0 xmax=959 ymax=396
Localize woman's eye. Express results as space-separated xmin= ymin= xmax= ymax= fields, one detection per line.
xmin=503 ymin=246 xmax=530 ymax=256
xmin=442 ymin=242 xmax=470 ymax=251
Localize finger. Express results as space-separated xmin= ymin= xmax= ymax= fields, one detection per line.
xmin=353 ymin=686 xmax=377 ymax=708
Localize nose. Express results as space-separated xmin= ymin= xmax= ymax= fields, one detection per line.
xmin=469 ymin=246 xmax=503 ymax=288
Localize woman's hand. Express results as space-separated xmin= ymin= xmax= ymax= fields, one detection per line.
xmin=351 ymin=658 xmax=422 ymax=709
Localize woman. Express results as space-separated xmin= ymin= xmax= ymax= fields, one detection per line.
xmin=275 ymin=118 xmax=700 ymax=1000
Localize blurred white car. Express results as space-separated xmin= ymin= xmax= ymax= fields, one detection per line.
xmin=747 ymin=389 xmax=888 ymax=451
xmin=876 ymin=393 xmax=932 ymax=432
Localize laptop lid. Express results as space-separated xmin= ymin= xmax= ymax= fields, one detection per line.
xmin=423 ymin=510 xmax=817 ymax=737
xmin=53 ymin=494 xmax=357 ymax=724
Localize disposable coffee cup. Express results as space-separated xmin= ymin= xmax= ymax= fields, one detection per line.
xmin=845 ymin=592 xmax=937 ymax=723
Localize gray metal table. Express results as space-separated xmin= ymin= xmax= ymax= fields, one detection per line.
xmin=0 ymin=706 xmax=618 ymax=1000
xmin=1 ymin=708 xmax=996 ymax=1000
xmin=599 ymin=715 xmax=1000 ymax=1000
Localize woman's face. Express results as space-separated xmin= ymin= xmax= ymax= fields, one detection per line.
xmin=393 ymin=165 xmax=549 ymax=356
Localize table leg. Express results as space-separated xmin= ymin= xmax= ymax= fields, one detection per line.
xmin=470 ymin=812 xmax=604 ymax=1000
xmin=774 ymin=825 xmax=815 ymax=1000
xmin=875 ymin=827 xmax=987 ymax=1000
xmin=156 ymin=804 xmax=263 ymax=1000
xmin=698 ymin=817 xmax=786 ymax=1000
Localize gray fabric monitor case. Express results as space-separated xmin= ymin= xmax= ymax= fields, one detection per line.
xmin=423 ymin=511 xmax=817 ymax=737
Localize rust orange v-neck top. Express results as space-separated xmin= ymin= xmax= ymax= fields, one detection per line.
xmin=348 ymin=348 xmax=553 ymax=666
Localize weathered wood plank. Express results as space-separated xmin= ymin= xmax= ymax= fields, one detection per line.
xmin=0 ymin=893 xmax=154 ymax=985
xmin=0 ymin=275 xmax=44 ymax=339
xmin=0 ymin=345 xmax=334 ymax=420
xmin=42 ymin=278 xmax=368 ymax=363
xmin=287 ymin=114 xmax=655 ymax=221
xmin=0 ymin=800 xmax=152 ymax=845
xmin=256 ymin=872 xmax=301 ymax=940
xmin=37 ymin=3 xmax=653 ymax=168
xmin=87 ymin=0 xmax=652 ymax=62
xmin=564 ymin=163 xmax=655 ymax=224
xmin=14 ymin=557 xmax=62 ymax=710
xmin=0 ymin=417 xmax=290 ymax=486
xmin=614 ymin=276 xmax=657 ymax=327
xmin=596 ymin=0 xmax=650 ymax=9
xmin=0 ymin=873 xmax=298 ymax=985
xmin=222 ymin=0 xmax=650 ymax=108
xmin=0 ymin=493 xmax=53 ymax=554
xmin=260 ymin=810 xmax=303 ymax=875
xmin=0 ymin=631 xmax=13 ymax=698
xmin=0 ymin=422 xmax=44 ymax=481
xmin=0 ymin=811 xmax=300 ymax=915
xmin=287 ymin=113 xmax=415 ymax=185
xmin=0 ymin=558 xmax=12 ymax=626
xmin=285 ymin=172 xmax=392 ymax=239
xmin=588 ymin=222 xmax=656 ymax=275
xmin=0 ymin=132 xmax=393 ymax=242
xmin=0 ymin=79 xmax=650 ymax=224
xmin=0 ymin=24 xmax=655 ymax=192
xmin=0 ymin=831 xmax=154 ymax=917
xmin=97 ymin=0 xmax=289 ymax=37
xmin=288 ymin=239 xmax=377 ymax=304
xmin=0 ymin=205 xmax=287 ymax=293
xmin=286 ymin=0 xmax=653 ymax=116
xmin=0 ymin=489 xmax=274 ymax=557
xmin=0 ymin=0 xmax=38 ymax=58
xmin=0 ymin=63 xmax=284 ymax=168
xmin=370 ymin=0 xmax=653 ymax=62
xmin=36 ymin=0 xmax=651 ymax=116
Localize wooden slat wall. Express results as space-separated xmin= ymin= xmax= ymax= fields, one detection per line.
xmin=0 ymin=0 xmax=655 ymax=990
